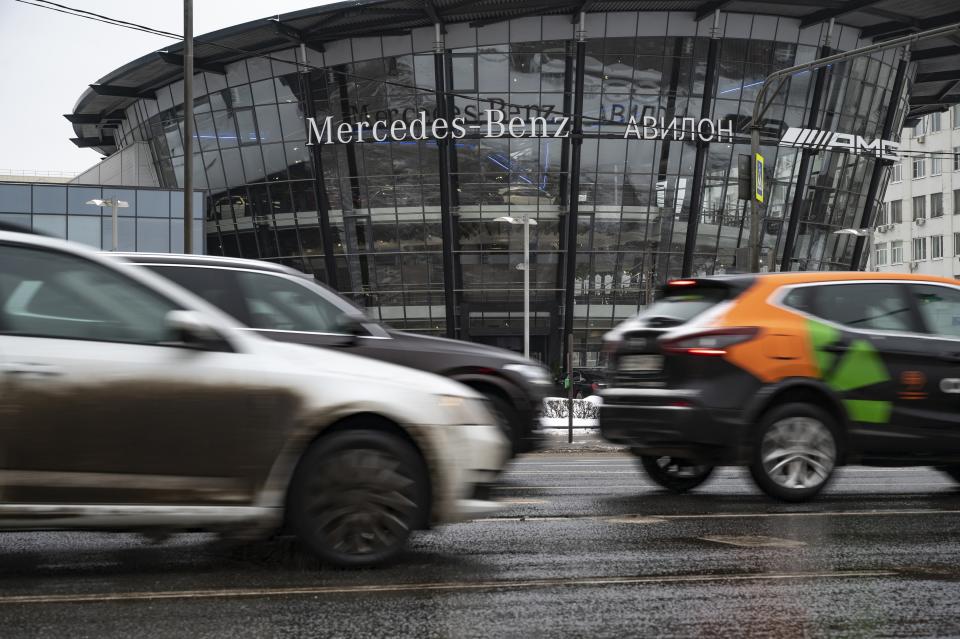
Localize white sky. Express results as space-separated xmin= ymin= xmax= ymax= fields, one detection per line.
xmin=0 ymin=0 xmax=339 ymax=174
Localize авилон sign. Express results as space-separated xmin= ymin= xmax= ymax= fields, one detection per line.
xmin=305 ymin=109 xmax=734 ymax=145
xmin=778 ymin=127 xmax=899 ymax=161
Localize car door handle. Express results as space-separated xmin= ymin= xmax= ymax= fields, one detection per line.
xmin=823 ymin=343 xmax=850 ymax=354
xmin=1 ymin=363 xmax=64 ymax=378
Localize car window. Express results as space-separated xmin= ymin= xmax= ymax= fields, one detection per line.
xmin=909 ymin=284 xmax=960 ymax=338
xmin=812 ymin=283 xmax=916 ymax=333
xmin=0 ymin=244 xmax=180 ymax=343
xmin=235 ymin=270 xmax=346 ymax=333
xmin=142 ymin=264 xmax=247 ymax=322
xmin=640 ymin=285 xmax=732 ymax=327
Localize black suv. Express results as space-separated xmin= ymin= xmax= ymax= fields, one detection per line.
xmin=112 ymin=253 xmax=550 ymax=455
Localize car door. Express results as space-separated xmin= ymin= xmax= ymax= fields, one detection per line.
xmin=805 ymin=281 xmax=931 ymax=458
xmin=899 ymin=282 xmax=960 ymax=455
xmin=0 ymin=244 xmax=298 ymax=505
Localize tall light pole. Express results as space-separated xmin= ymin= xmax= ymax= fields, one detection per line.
xmin=494 ymin=215 xmax=537 ymax=359
xmin=834 ymin=228 xmax=874 ymax=272
xmin=87 ymin=198 xmax=129 ymax=251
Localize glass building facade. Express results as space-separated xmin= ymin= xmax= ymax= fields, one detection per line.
xmin=90 ymin=11 xmax=910 ymax=370
xmin=0 ymin=183 xmax=204 ymax=253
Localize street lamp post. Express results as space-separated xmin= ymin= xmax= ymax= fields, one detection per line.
xmin=494 ymin=215 xmax=538 ymax=359
xmin=834 ymin=228 xmax=874 ymax=272
xmin=87 ymin=198 xmax=130 ymax=251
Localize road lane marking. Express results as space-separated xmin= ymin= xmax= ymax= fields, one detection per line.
xmin=494 ymin=484 xmax=955 ymax=489
xmin=476 ymin=508 xmax=960 ymax=523
xmin=0 ymin=570 xmax=896 ymax=606
xmin=700 ymin=535 xmax=807 ymax=548
xmin=605 ymin=515 xmax=668 ymax=524
xmin=495 ymin=499 xmax=549 ymax=505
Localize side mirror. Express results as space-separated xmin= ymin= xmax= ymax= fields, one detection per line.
xmin=334 ymin=313 xmax=368 ymax=346
xmin=164 ymin=310 xmax=230 ymax=350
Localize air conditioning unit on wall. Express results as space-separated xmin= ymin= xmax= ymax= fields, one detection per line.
xmin=909 ymin=261 xmax=920 ymax=271
xmin=916 ymin=218 xmax=926 ymax=226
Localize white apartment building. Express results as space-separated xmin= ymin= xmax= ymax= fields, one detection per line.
xmin=877 ymin=104 xmax=960 ymax=279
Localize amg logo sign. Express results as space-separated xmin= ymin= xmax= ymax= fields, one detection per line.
xmin=779 ymin=127 xmax=899 ymax=161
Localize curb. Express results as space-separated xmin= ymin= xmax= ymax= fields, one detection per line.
xmin=537 ymin=428 xmax=628 ymax=453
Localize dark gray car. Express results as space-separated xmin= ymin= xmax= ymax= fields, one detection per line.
xmin=112 ymin=253 xmax=551 ymax=456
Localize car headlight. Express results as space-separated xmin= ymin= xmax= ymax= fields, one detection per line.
xmin=437 ymin=395 xmax=493 ymax=425
xmin=503 ymin=363 xmax=553 ymax=386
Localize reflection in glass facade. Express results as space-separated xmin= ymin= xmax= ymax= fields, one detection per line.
xmin=0 ymin=183 xmax=205 ymax=253
xmin=102 ymin=11 xmax=909 ymax=369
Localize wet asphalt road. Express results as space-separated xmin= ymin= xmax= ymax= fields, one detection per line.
xmin=1 ymin=453 xmax=960 ymax=638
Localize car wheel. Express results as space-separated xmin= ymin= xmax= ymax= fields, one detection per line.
xmin=639 ymin=455 xmax=715 ymax=492
xmin=484 ymin=393 xmax=520 ymax=457
xmin=939 ymin=466 xmax=960 ymax=484
xmin=288 ymin=429 xmax=428 ymax=567
xmin=749 ymin=403 xmax=838 ymax=502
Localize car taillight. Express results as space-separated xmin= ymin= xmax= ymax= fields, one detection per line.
xmin=660 ymin=327 xmax=759 ymax=356
xmin=591 ymin=382 xmax=599 ymax=391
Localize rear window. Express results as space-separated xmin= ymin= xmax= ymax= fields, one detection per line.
xmin=638 ymin=284 xmax=735 ymax=327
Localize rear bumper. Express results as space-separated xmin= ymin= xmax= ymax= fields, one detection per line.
xmin=599 ymin=389 xmax=745 ymax=463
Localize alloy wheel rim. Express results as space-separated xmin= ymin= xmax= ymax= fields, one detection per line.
xmin=761 ymin=417 xmax=836 ymax=490
xmin=655 ymin=456 xmax=710 ymax=478
xmin=306 ymin=449 xmax=417 ymax=557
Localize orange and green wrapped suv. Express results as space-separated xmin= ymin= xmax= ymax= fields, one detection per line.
xmin=600 ymin=272 xmax=960 ymax=501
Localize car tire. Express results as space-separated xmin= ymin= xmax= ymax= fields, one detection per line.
xmin=484 ymin=393 xmax=521 ymax=457
xmin=749 ymin=403 xmax=839 ymax=502
xmin=287 ymin=429 xmax=429 ymax=567
xmin=638 ymin=455 xmax=715 ymax=493
xmin=939 ymin=466 xmax=960 ymax=484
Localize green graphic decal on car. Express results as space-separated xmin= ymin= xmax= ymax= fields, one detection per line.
xmin=807 ymin=319 xmax=892 ymax=424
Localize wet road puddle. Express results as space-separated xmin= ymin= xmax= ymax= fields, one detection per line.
xmin=700 ymin=535 xmax=807 ymax=548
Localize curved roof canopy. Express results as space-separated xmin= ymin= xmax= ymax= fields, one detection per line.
xmin=69 ymin=0 xmax=960 ymax=154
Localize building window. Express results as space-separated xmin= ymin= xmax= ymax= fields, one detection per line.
xmin=955 ymin=104 xmax=960 ymax=128
xmin=891 ymin=240 xmax=904 ymax=264
xmin=913 ymin=157 xmax=925 ymax=179
xmin=890 ymin=199 xmax=903 ymax=223
xmin=954 ymin=232 xmax=960 ymax=255
xmin=932 ymin=192 xmax=944 ymax=218
xmin=913 ymin=195 xmax=926 ymax=220
xmin=930 ymin=112 xmax=942 ymax=133
xmin=955 ymin=147 xmax=960 ymax=171
xmin=913 ymin=237 xmax=927 ymax=261
xmin=932 ymin=156 xmax=942 ymax=176
xmin=932 ymin=235 xmax=944 ymax=259
xmin=876 ymin=203 xmax=888 ymax=226
xmin=914 ymin=118 xmax=927 ymax=137
xmin=955 ymin=189 xmax=960 ymax=215
xmin=891 ymin=161 xmax=902 ymax=182
xmin=875 ymin=242 xmax=888 ymax=266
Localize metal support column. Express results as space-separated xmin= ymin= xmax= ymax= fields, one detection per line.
xmin=335 ymin=67 xmax=368 ymax=294
xmin=434 ymin=24 xmax=458 ymax=339
xmin=300 ymin=48 xmax=339 ymax=289
xmin=850 ymin=51 xmax=910 ymax=269
xmin=780 ymin=21 xmax=834 ymax=271
xmin=182 ymin=0 xmax=194 ymax=253
xmin=562 ymin=14 xmax=587 ymax=371
xmin=680 ymin=10 xmax=721 ymax=277
xmin=558 ymin=45 xmax=574 ymax=209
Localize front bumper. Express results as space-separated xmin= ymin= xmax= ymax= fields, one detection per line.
xmin=599 ymin=388 xmax=745 ymax=463
xmin=432 ymin=422 xmax=509 ymax=525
